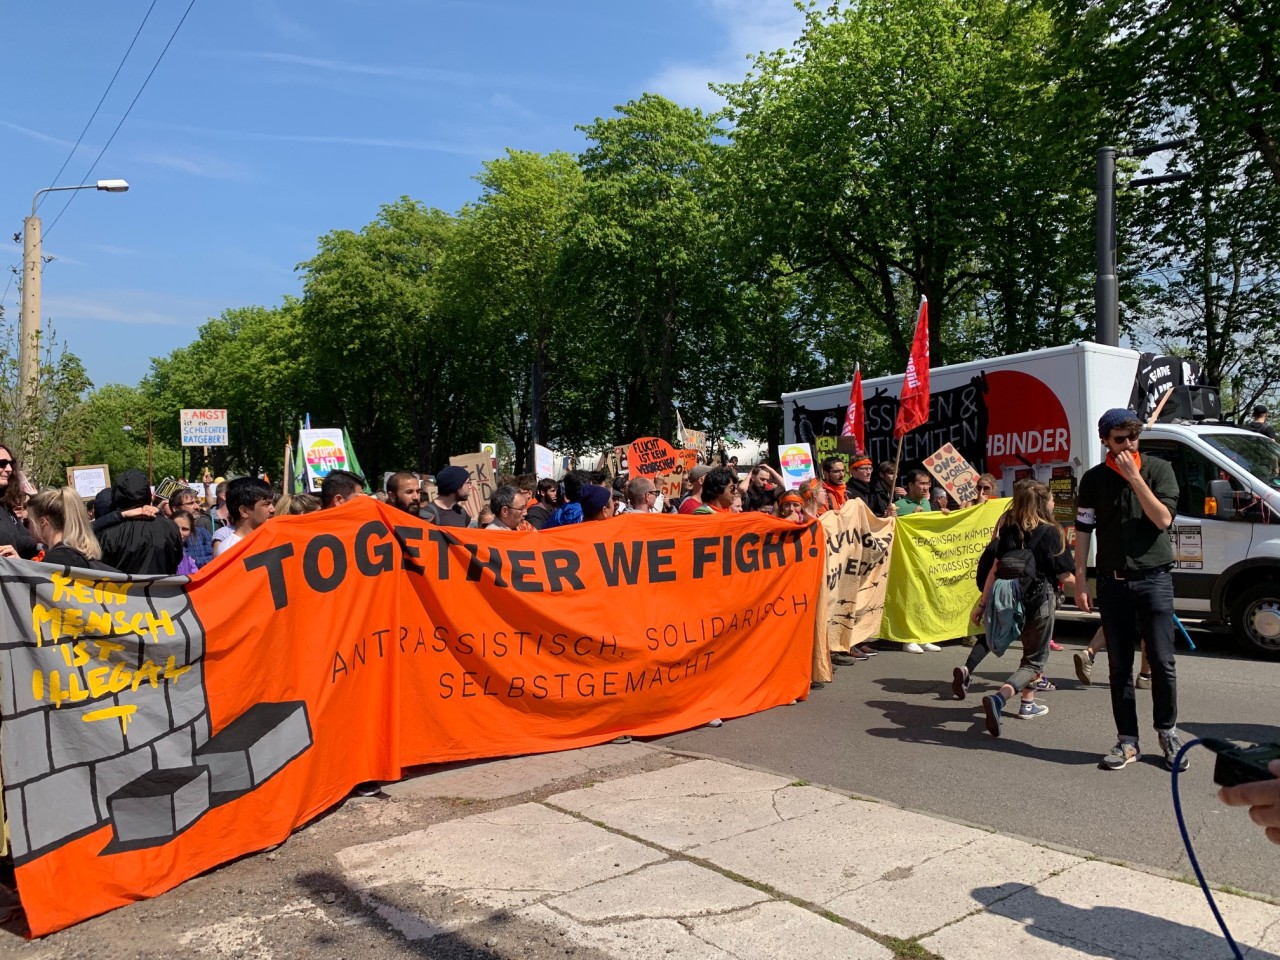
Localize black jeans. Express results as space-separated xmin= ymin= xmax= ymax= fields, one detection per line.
xmin=1098 ymin=570 xmax=1177 ymax=739
xmin=964 ymin=589 xmax=1054 ymax=694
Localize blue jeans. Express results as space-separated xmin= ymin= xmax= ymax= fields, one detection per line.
xmin=1098 ymin=570 xmax=1177 ymax=739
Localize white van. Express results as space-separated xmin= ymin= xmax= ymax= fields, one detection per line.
xmin=781 ymin=342 xmax=1280 ymax=658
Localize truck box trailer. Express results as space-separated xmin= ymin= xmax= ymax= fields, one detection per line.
xmin=781 ymin=342 xmax=1280 ymax=657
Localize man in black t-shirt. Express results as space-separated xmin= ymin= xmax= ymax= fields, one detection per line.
xmin=1075 ymin=408 xmax=1183 ymax=773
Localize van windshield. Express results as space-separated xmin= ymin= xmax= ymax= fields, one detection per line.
xmin=1201 ymin=432 xmax=1280 ymax=489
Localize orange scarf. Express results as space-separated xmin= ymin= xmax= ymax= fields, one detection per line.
xmin=1106 ymin=451 xmax=1141 ymax=480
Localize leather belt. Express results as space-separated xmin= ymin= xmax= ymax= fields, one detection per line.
xmin=1102 ymin=565 xmax=1172 ymax=581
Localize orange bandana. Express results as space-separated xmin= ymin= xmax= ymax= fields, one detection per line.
xmin=1106 ymin=451 xmax=1141 ymax=479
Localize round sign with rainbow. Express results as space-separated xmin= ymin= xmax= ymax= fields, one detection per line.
xmin=779 ymin=444 xmax=816 ymax=489
xmin=305 ymin=439 xmax=347 ymax=480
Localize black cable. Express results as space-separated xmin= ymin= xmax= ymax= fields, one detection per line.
xmin=42 ymin=0 xmax=198 ymax=242
xmin=37 ymin=0 xmax=159 ymax=213
xmin=1170 ymin=738 xmax=1245 ymax=960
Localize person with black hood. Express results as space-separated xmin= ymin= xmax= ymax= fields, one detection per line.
xmin=0 ymin=443 xmax=38 ymax=559
xmin=96 ymin=468 xmax=183 ymax=575
xmin=422 ymin=466 xmax=473 ymax=527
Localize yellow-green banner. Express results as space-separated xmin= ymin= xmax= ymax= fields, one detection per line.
xmin=881 ymin=498 xmax=1008 ymax=645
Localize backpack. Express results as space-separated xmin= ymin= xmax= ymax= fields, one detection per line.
xmin=983 ymin=526 xmax=1047 ymax=656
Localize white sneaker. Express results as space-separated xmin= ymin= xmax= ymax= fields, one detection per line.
xmin=904 ymin=642 xmax=924 ymax=654
xmin=706 ymin=718 xmax=723 ymax=727
xmin=923 ymin=642 xmax=942 ymax=652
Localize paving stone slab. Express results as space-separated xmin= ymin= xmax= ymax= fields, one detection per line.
xmin=924 ymin=859 xmax=1280 ymax=960
xmin=824 ymin=832 xmax=1084 ymax=939
xmin=549 ymin=758 xmax=849 ymax=850
xmin=382 ymin=743 xmax=654 ymax=801
xmin=336 ymin=802 xmax=664 ymax=895
xmin=547 ymin=860 xmax=771 ymax=922
xmin=518 ymin=905 xmax=737 ymax=960
xmin=688 ymin=901 xmax=893 ymax=960
xmin=689 ymin=796 xmax=988 ymax=904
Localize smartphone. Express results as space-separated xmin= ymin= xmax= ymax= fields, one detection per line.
xmin=1205 ymin=741 xmax=1280 ymax=788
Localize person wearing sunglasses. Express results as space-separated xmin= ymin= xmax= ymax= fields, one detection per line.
xmin=0 ymin=445 xmax=38 ymax=559
xmin=1075 ymin=408 xmax=1182 ymax=773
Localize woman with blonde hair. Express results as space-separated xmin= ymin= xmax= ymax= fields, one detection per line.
xmin=275 ymin=492 xmax=320 ymax=515
xmin=798 ymin=477 xmax=828 ymax=519
xmin=27 ymin=487 xmax=112 ymax=569
xmin=954 ymin=480 xmax=1075 ymax=736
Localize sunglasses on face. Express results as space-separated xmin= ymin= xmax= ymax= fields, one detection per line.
xmin=976 ymin=484 xmax=993 ymax=492
xmin=0 ymin=459 xmax=13 ymax=470
xmin=1109 ymin=433 xmax=1138 ymax=444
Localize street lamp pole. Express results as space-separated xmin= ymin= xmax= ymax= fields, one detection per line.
xmin=19 ymin=180 xmax=130 ymax=414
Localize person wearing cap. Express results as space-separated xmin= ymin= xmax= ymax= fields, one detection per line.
xmin=678 ymin=464 xmax=714 ymax=514
xmin=1075 ymin=407 xmax=1183 ymax=772
xmin=821 ymin=457 xmax=849 ymax=510
xmin=1248 ymin=405 xmax=1276 ymax=439
xmin=422 ymin=465 xmax=474 ymax=528
xmin=579 ymin=484 xmax=615 ymax=521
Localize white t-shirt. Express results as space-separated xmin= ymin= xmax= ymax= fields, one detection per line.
xmin=212 ymin=528 xmax=241 ymax=557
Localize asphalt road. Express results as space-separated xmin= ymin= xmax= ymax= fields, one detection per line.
xmin=656 ymin=617 xmax=1280 ymax=900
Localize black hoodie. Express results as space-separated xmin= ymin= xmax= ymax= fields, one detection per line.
xmin=95 ymin=469 xmax=182 ymax=575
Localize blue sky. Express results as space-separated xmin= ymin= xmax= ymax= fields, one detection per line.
xmin=1 ymin=0 xmax=805 ymax=390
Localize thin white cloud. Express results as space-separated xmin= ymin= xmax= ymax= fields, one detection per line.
xmin=245 ymin=50 xmax=476 ymax=86
xmin=87 ymin=243 xmax=145 ymax=257
xmin=647 ymin=0 xmax=806 ymax=110
xmin=43 ymin=290 xmax=220 ymax=329
xmin=41 ymin=252 xmax=86 ymax=268
xmin=153 ymin=122 xmax=497 ymax=158
xmin=0 ymin=119 xmax=86 ymax=152
xmin=131 ymin=150 xmax=250 ymax=181
xmin=488 ymin=93 xmax=541 ymax=124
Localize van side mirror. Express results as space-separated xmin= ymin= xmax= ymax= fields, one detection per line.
xmin=1207 ymin=479 xmax=1237 ymax=520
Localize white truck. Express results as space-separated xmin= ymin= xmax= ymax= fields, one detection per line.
xmin=781 ymin=341 xmax=1280 ymax=658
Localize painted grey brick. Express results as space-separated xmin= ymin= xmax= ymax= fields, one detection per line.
xmin=108 ymin=767 xmax=209 ymax=844
xmin=1 ymin=709 xmax=51 ymax=784
xmin=48 ymin=699 xmax=126 ymax=769
xmin=25 ymin=765 xmax=98 ymax=853
xmin=6 ymin=642 xmax=103 ymax=716
xmin=4 ymin=788 xmax=28 ymax=859
xmin=165 ymin=661 xmax=205 ymax=729
xmin=115 ymin=685 xmax=175 ymax=751
xmin=196 ymin=702 xmax=312 ymax=795
xmin=153 ymin=725 xmax=194 ymax=769
xmin=93 ymin=747 xmax=155 ymax=822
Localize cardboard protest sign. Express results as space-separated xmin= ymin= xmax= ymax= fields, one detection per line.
xmin=628 ymin=437 xmax=678 ymax=477
xmin=818 ymin=499 xmax=895 ymax=651
xmin=777 ymin=444 xmax=816 ymax=490
xmin=535 ymin=444 xmax=555 ymax=480
xmin=66 ymin=464 xmax=110 ymax=500
xmin=655 ymin=449 xmax=701 ymax=500
xmin=449 ymin=452 xmax=496 ymax=518
xmin=923 ymin=442 xmax=980 ymax=506
xmin=0 ymin=501 xmax=823 ymax=935
xmin=815 ymin=436 xmax=853 ymax=470
xmin=682 ymin=428 xmax=707 ymax=456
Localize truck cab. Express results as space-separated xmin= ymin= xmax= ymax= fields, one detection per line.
xmin=1140 ymin=423 xmax=1280 ymax=658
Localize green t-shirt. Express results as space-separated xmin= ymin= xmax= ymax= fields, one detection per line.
xmin=894 ymin=496 xmax=932 ymax=515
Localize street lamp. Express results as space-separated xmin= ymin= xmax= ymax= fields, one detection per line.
xmin=121 ymin=414 xmax=153 ymax=488
xmin=20 ymin=179 xmax=130 ymax=413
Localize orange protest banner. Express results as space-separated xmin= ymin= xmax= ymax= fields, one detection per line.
xmin=0 ymin=500 xmax=823 ymax=936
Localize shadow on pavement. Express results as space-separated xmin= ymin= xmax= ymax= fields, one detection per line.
xmin=862 ymin=698 xmax=1102 ymax=766
xmin=973 ymin=884 xmax=1280 ymax=959
xmin=1181 ymin=720 xmax=1280 ymax=747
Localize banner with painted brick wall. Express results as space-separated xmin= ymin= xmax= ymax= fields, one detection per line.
xmin=0 ymin=500 xmax=824 ymax=936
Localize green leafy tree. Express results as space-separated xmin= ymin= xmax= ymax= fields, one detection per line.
xmin=62 ymin=384 xmax=183 ymax=484
xmin=569 ymin=94 xmax=735 ymax=444
xmin=717 ymin=0 xmax=1105 ymax=369
xmin=144 ymin=300 xmax=315 ymax=481
xmin=0 ymin=318 xmax=94 ymax=485
xmin=441 ymin=151 xmax=586 ymax=470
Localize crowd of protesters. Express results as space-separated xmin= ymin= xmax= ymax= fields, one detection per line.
xmin=1 ymin=421 xmax=1278 ymax=845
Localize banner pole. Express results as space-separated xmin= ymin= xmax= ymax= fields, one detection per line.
xmin=892 ymin=435 xmax=904 ymax=489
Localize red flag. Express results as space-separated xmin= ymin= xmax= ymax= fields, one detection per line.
xmin=894 ymin=297 xmax=930 ymax=439
xmin=841 ymin=364 xmax=865 ymax=451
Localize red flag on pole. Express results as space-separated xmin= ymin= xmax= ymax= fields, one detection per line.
xmin=894 ymin=297 xmax=930 ymax=439
xmin=841 ymin=364 xmax=865 ymax=452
